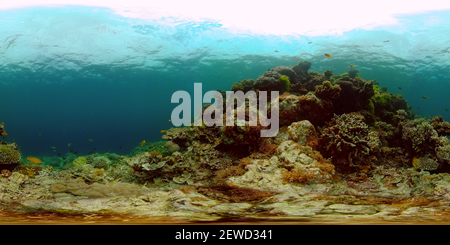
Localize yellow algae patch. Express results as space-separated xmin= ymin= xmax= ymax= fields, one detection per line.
xmin=73 ymin=156 xmax=87 ymax=167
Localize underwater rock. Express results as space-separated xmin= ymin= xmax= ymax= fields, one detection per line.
xmin=50 ymin=178 xmax=148 ymax=198
xmin=332 ymin=77 xmax=374 ymax=116
xmin=275 ymin=120 xmax=318 ymax=147
xmin=291 ymin=61 xmax=312 ymax=83
xmin=253 ymin=67 xmax=295 ymax=93
xmin=314 ymin=81 xmax=341 ymax=100
xmin=278 ymin=92 xmax=333 ymax=127
xmin=231 ymin=79 xmax=255 ymax=92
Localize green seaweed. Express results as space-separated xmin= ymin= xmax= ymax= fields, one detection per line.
xmin=278 ymin=75 xmax=291 ymax=92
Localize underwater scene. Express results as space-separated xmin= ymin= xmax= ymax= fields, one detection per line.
xmin=2 ymin=1 xmax=450 ymax=225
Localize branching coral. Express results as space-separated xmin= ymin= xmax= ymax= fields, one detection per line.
xmin=319 ymin=113 xmax=372 ymax=168
xmin=401 ymin=119 xmax=439 ymax=155
xmin=429 ymin=115 xmax=450 ymax=137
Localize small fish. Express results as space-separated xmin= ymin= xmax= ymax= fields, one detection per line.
xmin=119 ymin=146 xmax=122 ymax=149
xmin=422 ymin=96 xmax=429 ymax=99
xmin=58 ymin=153 xmax=61 ymax=156
xmin=88 ymin=139 xmax=93 ymax=141
xmin=445 ymin=108 xmax=449 ymax=112
xmin=141 ymin=140 xmax=145 ymax=146
xmin=169 ymin=119 xmax=171 ymax=122
xmin=70 ymin=150 xmax=73 ymax=152
xmin=74 ymin=151 xmax=78 ymax=154
xmin=350 ymin=64 xmax=354 ymax=67
xmin=27 ymin=157 xmax=42 ymax=164
xmin=324 ymin=53 xmax=332 ymax=58
xmin=1 ymin=132 xmax=7 ymax=136
xmin=383 ymin=40 xmax=389 ymax=42
xmin=161 ymin=130 xmax=167 ymax=134
xmin=398 ymin=87 xmax=401 ymax=89
xmin=308 ymin=42 xmax=312 ymax=44
xmin=1 ymin=122 xmax=4 ymax=125
xmin=422 ymin=123 xmax=425 ymax=127
xmin=274 ymin=50 xmax=279 ymax=52
xmin=68 ymin=143 xmax=72 ymax=147
xmin=51 ymin=146 xmax=55 ymax=150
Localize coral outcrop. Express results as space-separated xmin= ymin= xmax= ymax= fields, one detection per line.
xmin=0 ymin=143 xmax=21 ymax=171
xmin=4 ymin=60 xmax=450 ymax=223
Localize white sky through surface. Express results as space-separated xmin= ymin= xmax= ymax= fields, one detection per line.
xmin=2 ymin=0 xmax=450 ymax=35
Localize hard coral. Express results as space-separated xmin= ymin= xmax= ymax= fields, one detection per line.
xmin=401 ymin=119 xmax=439 ymax=155
xmin=429 ymin=115 xmax=450 ymax=137
xmin=319 ymin=113 xmax=372 ymax=169
xmin=0 ymin=143 xmax=21 ymax=171
xmin=291 ymin=61 xmax=311 ymax=83
xmin=278 ymin=93 xmax=333 ymax=127
xmin=253 ymin=67 xmax=295 ymax=93
xmin=412 ymin=155 xmax=439 ymax=171
xmin=315 ymin=81 xmax=341 ymax=100
xmin=332 ymin=78 xmax=374 ymax=116
xmin=231 ymin=79 xmax=255 ymax=92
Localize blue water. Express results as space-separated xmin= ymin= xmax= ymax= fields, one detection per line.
xmin=1 ymin=5 xmax=450 ymax=157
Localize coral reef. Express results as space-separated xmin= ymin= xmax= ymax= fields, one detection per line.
xmin=253 ymin=67 xmax=295 ymax=93
xmin=429 ymin=115 xmax=450 ymax=136
xmin=319 ymin=113 xmax=373 ymax=171
xmin=5 ymin=60 xmax=450 ymax=223
xmin=0 ymin=143 xmax=21 ymax=171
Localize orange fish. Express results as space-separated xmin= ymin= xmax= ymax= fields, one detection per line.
xmin=27 ymin=157 xmax=42 ymax=164
xmin=1 ymin=122 xmax=4 ymax=125
xmin=161 ymin=130 xmax=167 ymax=134
xmin=324 ymin=53 xmax=332 ymax=58
xmin=140 ymin=140 xmax=145 ymax=146
xmin=350 ymin=64 xmax=354 ymax=67
xmin=1 ymin=132 xmax=7 ymax=136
